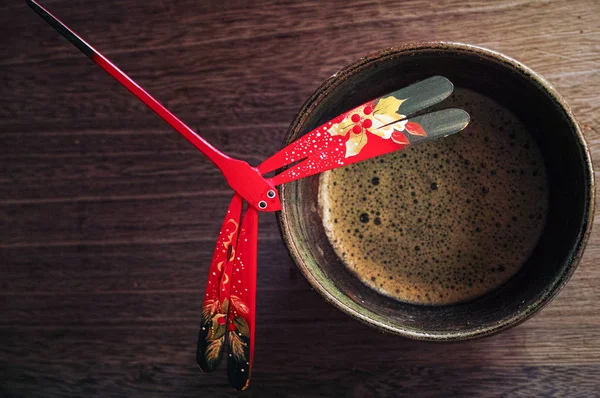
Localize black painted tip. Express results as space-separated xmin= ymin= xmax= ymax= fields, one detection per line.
xmin=26 ymin=0 xmax=95 ymax=58
xmin=196 ymin=327 xmax=224 ymax=373
xmin=227 ymin=331 xmax=251 ymax=390
xmin=26 ymin=0 xmax=41 ymax=13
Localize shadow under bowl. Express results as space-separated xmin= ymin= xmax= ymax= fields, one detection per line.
xmin=276 ymin=42 xmax=594 ymax=340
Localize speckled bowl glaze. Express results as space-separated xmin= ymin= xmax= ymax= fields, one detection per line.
xmin=276 ymin=42 xmax=595 ymax=340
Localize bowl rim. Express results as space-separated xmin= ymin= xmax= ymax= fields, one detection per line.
xmin=276 ymin=41 xmax=595 ymax=341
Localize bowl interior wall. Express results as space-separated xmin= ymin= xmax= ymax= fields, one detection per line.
xmin=279 ymin=47 xmax=592 ymax=337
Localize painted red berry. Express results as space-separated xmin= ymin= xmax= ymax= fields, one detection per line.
xmin=217 ymin=316 xmax=226 ymax=325
xmin=227 ymin=323 xmax=237 ymax=331
xmin=351 ymin=114 xmax=361 ymax=123
xmin=352 ymin=125 xmax=362 ymax=134
xmin=364 ymin=106 xmax=373 ymax=115
xmin=362 ymin=118 xmax=372 ymax=128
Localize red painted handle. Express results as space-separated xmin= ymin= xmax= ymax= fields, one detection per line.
xmin=27 ymin=0 xmax=231 ymax=170
xmin=197 ymin=194 xmax=243 ymax=373
xmin=27 ymin=0 xmax=285 ymax=212
xmin=226 ymin=205 xmax=258 ymax=391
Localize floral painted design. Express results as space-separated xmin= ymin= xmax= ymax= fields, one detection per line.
xmin=225 ymin=293 xmax=251 ymax=390
xmin=199 ymin=294 xmax=250 ymax=370
xmin=327 ymin=96 xmax=427 ymax=158
xmin=198 ymin=298 xmax=227 ymax=369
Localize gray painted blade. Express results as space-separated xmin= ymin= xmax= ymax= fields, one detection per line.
xmin=407 ymin=108 xmax=470 ymax=145
xmin=384 ymin=76 xmax=454 ymax=117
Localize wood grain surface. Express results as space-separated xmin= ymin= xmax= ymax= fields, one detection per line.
xmin=1 ymin=0 xmax=599 ymax=396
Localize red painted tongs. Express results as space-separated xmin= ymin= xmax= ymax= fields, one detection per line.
xmin=28 ymin=0 xmax=470 ymax=390
xmin=197 ymin=77 xmax=469 ymax=389
xmin=197 ymin=194 xmax=258 ymax=390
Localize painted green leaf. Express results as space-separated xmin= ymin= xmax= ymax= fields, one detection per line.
xmin=233 ymin=316 xmax=250 ymax=337
xmin=214 ymin=323 xmax=226 ymax=340
xmin=211 ymin=316 xmax=227 ymax=340
xmin=221 ymin=298 xmax=229 ymax=314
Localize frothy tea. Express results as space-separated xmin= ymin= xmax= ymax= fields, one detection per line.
xmin=319 ymin=88 xmax=548 ymax=305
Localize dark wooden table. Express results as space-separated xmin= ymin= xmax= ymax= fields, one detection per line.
xmin=1 ymin=0 xmax=599 ymax=396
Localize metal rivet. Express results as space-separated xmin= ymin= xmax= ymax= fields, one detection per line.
xmin=258 ymin=201 xmax=267 ymax=209
xmin=267 ymin=190 xmax=276 ymax=198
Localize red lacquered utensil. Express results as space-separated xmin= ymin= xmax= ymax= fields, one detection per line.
xmin=26 ymin=0 xmax=280 ymax=213
xmin=258 ymin=75 xmax=455 ymax=175
xmin=28 ymin=0 xmax=470 ymax=390
xmin=265 ymin=108 xmax=468 ymax=186
xmin=196 ymin=79 xmax=469 ymax=389
xmin=195 ymin=193 xmax=257 ymax=390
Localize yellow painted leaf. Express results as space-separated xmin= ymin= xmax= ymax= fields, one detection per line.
xmin=345 ymin=131 xmax=368 ymax=157
xmin=373 ymin=96 xmax=405 ymax=118
xmin=328 ymin=117 xmax=354 ymax=136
